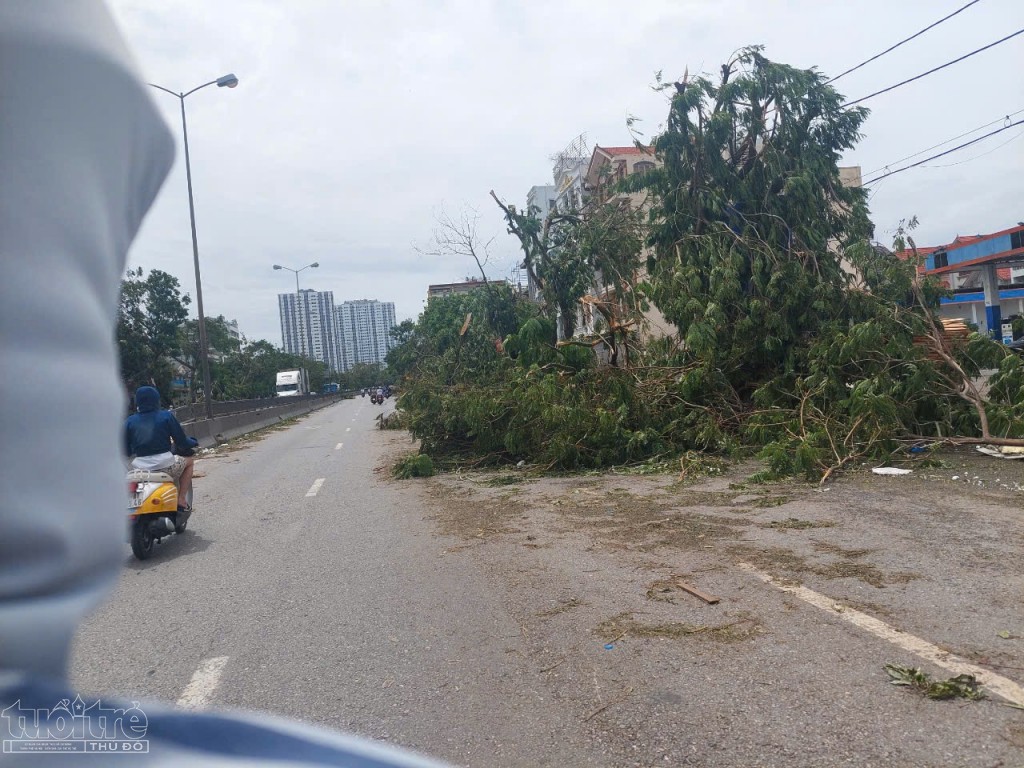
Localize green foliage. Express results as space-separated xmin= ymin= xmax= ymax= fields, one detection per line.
xmin=493 ymin=196 xmax=586 ymax=339
xmin=118 ymin=267 xmax=190 ymax=397
xmin=884 ymin=664 xmax=985 ymax=701
xmin=341 ymin=363 xmax=384 ymax=390
xmin=494 ymin=195 xmax=649 ymax=347
xmin=636 ymin=46 xmax=872 ymax=387
xmin=394 ymin=454 xmax=434 ymax=478
xmin=393 ymin=50 xmax=1024 ymax=479
xmin=177 ymin=315 xmax=242 ymax=402
xmin=118 ymin=268 xmax=342 ymax=404
xmin=388 ymin=283 xmax=530 ymax=383
xmin=207 ymin=340 xmax=328 ymax=400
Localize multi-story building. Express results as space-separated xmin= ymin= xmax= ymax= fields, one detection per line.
xmin=905 ymin=224 xmax=1024 ymax=340
xmin=576 ymin=144 xmax=672 ymax=343
xmin=226 ymin=318 xmax=241 ymax=344
xmin=552 ymin=134 xmax=590 ymax=214
xmin=426 ymin=279 xmax=506 ymax=302
xmin=278 ymin=289 xmax=341 ymax=371
xmin=526 ymin=185 xmax=557 ymax=219
xmin=336 ymin=299 xmax=396 ymax=371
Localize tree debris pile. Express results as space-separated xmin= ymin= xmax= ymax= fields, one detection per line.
xmin=389 ymin=48 xmax=1024 ymax=479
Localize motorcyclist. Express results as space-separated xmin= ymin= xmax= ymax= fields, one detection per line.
xmin=124 ymin=386 xmax=198 ymax=512
xmin=1 ymin=3 xmax=443 ymax=765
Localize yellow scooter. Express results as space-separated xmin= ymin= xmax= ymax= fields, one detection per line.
xmin=126 ymin=443 xmax=195 ymax=560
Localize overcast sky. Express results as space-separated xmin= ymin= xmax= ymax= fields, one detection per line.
xmin=108 ymin=0 xmax=1024 ymax=346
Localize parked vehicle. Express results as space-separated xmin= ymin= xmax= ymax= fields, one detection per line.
xmin=125 ymin=439 xmax=196 ymax=560
xmin=276 ymin=368 xmax=309 ymax=397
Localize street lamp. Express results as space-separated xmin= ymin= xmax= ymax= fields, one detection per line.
xmin=150 ymin=73 xmax=239 ymax=420
xmin=273 ymin=263 xmax=319 ymax=360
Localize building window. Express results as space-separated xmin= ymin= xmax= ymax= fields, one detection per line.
xmin=633 ymin=161 xmax=654 ymax=174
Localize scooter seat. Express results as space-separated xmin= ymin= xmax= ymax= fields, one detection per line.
xmin=126 ymin=470 xmax=173 ymax=483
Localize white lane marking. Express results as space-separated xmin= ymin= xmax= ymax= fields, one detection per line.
xmin=177 ymin=656 xmax=229 ymax=710
xmin=335 ymin=442 xmax=343 ymax=450
xmin=305 ymin=478 xmax=325 ymax=497
xmin=345 ymin=427 xmax=351 ymax=432
xmin=739 ymin=564 xmax=1024 ymax=707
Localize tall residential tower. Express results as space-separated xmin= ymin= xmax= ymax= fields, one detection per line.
xmin=336 ymin=299 xmax=396 ymax=371
xmin=278 ymin=289 xmax=341 ymax=371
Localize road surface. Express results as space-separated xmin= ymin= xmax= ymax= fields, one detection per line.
xmin=72 ymin=398 xmax=607 ymax=766
xmin=71 ymin=398 xmax=1024 ymax=767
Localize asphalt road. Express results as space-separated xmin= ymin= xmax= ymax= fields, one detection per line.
xmin=69 ymin=399 xmax=1024 ymax=767
xmin=70 ymin=397 xmax=607 ymax=767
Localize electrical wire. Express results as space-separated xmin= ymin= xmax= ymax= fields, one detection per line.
xmin=843 ymin=28 xmax=1024 ymax=107
xmin=864 ymin=107 xmax=1024 ymax=176
xmin=918 ymin=127 xmax=1024 ymax=168
xmin=827 ymin=0 xmax=984 ymax=83
xmin=861 ymin=119 xmax=1024 ymax=185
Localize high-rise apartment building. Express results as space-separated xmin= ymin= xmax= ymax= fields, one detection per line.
xmin=278 ymin=289 xmax=341 ymax=371
xmin=336 ymin=299 xmax=396 ymax=371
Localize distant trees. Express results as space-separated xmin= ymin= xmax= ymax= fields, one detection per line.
xmin=117 ymin=268 xmax=328 ymax=404
xmin=118 ymin=267 xmax=189 ymax=398
xmin=340 ymin=363 xmax=384 ymax=390
xmin=208 ymin=340 xmax=328 ymax=400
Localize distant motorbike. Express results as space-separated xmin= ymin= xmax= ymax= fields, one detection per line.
xmin=125 ymin=438 xmax=196 ymax=560
xmin=371 ymin=392 xmax=383 ymax=405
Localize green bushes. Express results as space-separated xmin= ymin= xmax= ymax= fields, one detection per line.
xmin=393 ymin=454 xmax=434 ymax=479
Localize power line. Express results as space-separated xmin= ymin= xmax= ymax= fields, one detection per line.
xmin=862 ymin=119 xmax=1024 ymax=185
xmin=918 ymin=127 xmax=1024 ymax=168
xmin=865 ymin=107 xmax=1024 ymax=175
xmin=843 ymin=28 xmax=1024 ymax=107
xmin=828 ymin=0 xmax=984 ymax=83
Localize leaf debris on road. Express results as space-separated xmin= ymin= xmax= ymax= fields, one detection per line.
xmin=884 ymin=663 xmax=985 ymax=701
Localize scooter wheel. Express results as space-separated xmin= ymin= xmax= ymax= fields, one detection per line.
xmin=130 ymin=520 xmax=154 ymax=560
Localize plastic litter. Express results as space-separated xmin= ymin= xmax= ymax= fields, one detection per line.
xmin=976 ymin=445 xmax=1024 ymax=460
xmin=871 ymin=467 xmax=912 ymax=476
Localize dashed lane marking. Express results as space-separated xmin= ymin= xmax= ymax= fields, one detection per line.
xmin=335 ymin=442 xmax=343 ymax=450
xmin=305 ymin=478 xmax=325 ymax=497
xmin=346 ymin=427 xmax=351 ymax=432
xmin=177 ymin=656 xmax=229 ymax=710
xmin=738 ymin=563 xmax=1024 ymax=707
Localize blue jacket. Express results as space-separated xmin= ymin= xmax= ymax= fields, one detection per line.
xmin=124 ymin=386 xmax=195 ymax=457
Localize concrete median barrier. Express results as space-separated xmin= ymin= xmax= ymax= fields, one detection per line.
xmin=184 ymin=394 xmax=346 ymax=448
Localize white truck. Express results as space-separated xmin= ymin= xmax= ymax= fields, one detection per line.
xmin=275 ymin=368 xmax=309 ymax=397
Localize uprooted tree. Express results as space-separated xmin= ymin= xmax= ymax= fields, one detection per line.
xmin=628 ymin=46 xmax=1023 ymax=477
xmin=390 ymin=46 xmax=1024 ymax=478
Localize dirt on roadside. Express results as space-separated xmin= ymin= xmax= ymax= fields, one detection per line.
xmin=399 ymin=443 xmax=1024 ymax=767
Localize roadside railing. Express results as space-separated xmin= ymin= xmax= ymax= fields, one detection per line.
xmin=172 ymin=391 xmax=355 ymax=425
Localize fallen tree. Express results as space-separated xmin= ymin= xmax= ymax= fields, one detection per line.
xmin=390 ymin=48 xmax=1024 ymax=480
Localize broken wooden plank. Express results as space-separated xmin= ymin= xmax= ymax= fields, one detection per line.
xmin=673 ymin=579 xmax=720 ymax=605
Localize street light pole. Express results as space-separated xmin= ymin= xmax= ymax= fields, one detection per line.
xmin=150 ymin=74 xmax=238 ymax=421
xmin=273 ymin=263 xmax=319 ymax=362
